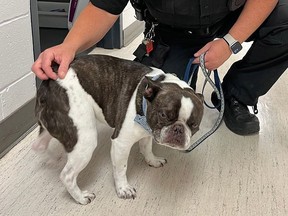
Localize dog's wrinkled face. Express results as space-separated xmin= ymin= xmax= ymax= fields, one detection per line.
xmin=143 ymin=77 xmax=204 ymax=150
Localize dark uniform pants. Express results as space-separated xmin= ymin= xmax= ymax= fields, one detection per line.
xmin=135 ymin=0 xmax=288 ymax=106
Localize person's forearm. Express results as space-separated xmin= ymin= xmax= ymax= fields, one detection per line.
xmin=229 ymin=0 xmax=278 ymax=43
xmin=63 ymin=2 xmax=119 ymax=54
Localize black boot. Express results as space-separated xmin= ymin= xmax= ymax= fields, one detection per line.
xmin=211 ymin=92 xmax=260 ymax=135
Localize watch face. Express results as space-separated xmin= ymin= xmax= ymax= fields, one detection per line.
xmin=231 ymin=42 xmax=242 ymax=54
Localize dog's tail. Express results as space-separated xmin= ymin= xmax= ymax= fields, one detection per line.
xmin=32 ymin=127 xmax=65 ymax=166
xmin=31 ymin=127 xmax=53 ymax=153
xmin=35 ymin=79 xmax=50 ymax=117
xmin=33 ymin=79 xmax=51 ymax=152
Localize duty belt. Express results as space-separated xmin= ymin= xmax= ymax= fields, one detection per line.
xmin=155 ymin=21 xmax=224 ymax=37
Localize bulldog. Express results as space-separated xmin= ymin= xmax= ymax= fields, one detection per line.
xmin=32 ymin=54 xmax=204 ymax=204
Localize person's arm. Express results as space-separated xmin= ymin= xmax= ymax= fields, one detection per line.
xmin=32 ymin=3 xmax=119 ymax=80
xmin=64 ymin=2 xmax=119 ymax=54
xmin=229 ymin=0 xmax=278 ymax=43
xmin=193 ymin=0 xmax=278 ymax=70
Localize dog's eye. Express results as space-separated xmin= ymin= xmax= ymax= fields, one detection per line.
xmin=192 ymin=123 xmax=198 ymax=129
xmin=158 ymin=111 xmax=167 ymax=119
xmin=188 ymin=121 xmax=198 ymax=129
xmin=158 ymin=110 xmax=177 ymax=122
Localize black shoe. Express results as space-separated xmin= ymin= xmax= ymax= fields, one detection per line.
xmin=211 ymin=92 xmax=260 ymax=135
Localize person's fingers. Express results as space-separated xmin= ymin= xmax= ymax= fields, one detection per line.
xmin=198 ymin=52 xmax=216 ymax=70
xmin=194 ymin=43 xmax=211 ymax=58
xmin=35 ymin=69 xmax=49 ymax=80
xmin=41 ymin=52 xmax=58 ymax=80
xmin=31 ymin=54 xmax=49 ymax=80
xmin=193 ymin=51 xmax=208 ymax=65
xmin=203 ymin=61 xmax=215 ymax=71
xmin=193 ymin=53 xmax=216 ymax=70
xmin=58 ymin=57 xmax=71 ymax=79
xmin=193 ymin=43 xmax=211 ymax=64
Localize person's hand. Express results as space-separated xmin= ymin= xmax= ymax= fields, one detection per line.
xmin=31 ymin=43 xmax=76 ymax=80
xmin=193 ymin=38 xmax=232 ymax=71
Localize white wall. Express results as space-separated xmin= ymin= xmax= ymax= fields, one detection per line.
xmin=0 ymin=0 xmax=36 ymax=122
xmin=122 ymin=2 xmax=138 ymax=30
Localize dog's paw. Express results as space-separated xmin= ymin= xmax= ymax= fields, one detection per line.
xmin=77 ymin=191 xmax=96 ymax=205
xmin=116 ymin=184 xmax=137 ymax=200
xmin=146 ymin=156 xmax=167 ymax=168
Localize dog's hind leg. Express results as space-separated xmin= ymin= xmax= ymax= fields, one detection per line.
xmin=139 ymin=137 xmax=167 ymax=168
xmin=60 ymin=127 xmax=98 ymax=205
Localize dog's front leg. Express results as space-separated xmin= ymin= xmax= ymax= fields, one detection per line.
xmin=139 ymin=137 xmax=167 ymax=167
xmin=111 ymin=139 xmax=136 ymax=199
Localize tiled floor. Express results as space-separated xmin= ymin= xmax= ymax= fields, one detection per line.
xmin=0 ymin=36 xmax=288 ymax=216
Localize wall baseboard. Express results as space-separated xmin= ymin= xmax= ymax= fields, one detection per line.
xmin=123 ymin=20 xmax=144 ymax=47
xmin=0 ymin=98 xmax=37 ymax=159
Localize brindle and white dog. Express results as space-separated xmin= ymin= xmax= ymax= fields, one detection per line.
xmin=32 ymin=54 xmax=204 ymax=204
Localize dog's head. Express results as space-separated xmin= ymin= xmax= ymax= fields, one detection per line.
xmin=142 ymin=74 xmax=204 ymax=151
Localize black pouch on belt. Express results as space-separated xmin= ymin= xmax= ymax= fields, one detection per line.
xmin=151 ymin=43 xmax=170 ymax=68
xmin=133 ymin=43 xmax=147 ymax=61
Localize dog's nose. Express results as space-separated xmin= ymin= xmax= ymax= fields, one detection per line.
xmin=173 ymin=124 xmax=184 ymax=135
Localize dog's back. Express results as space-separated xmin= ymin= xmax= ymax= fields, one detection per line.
xmin=70 ymin=55 xmax=152 ymax=127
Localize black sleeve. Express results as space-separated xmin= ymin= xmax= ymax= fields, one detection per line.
xmin=90 ymin=0 xmax=129 ymax=15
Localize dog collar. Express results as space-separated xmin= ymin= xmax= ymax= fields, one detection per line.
xmin=134 ymin=112 xmax=152 ymax=134
xmin=134 ymin=74 xmax=162 ymax=134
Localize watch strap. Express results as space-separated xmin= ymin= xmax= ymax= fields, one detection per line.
xmin=223 ymin=33 xmax=242 ymax=54
xmin=223 ymin=33 xmax=236 ymax=46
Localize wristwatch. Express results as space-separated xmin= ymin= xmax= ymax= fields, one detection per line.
xmin=223 ymin=33 xmax=242 ymax=54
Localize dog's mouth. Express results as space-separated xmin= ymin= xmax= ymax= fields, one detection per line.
xmin=153 ymin=125 xmax=191 ymax=150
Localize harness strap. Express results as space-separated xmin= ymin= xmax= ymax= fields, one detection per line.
xmin=134 ymin=74 xmax=162 ymax=134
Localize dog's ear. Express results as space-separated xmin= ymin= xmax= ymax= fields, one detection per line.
xmin=196 ymin=93 xmax=204 ymax=103
xmin=184 ymin=88 xmax=204 ymax=104
xmin=143 ymin=76 xmax=161 ymax=102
